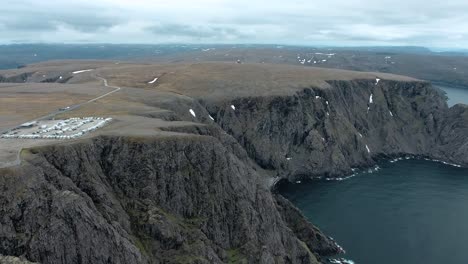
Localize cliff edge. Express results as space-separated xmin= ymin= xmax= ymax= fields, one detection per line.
xmin=1 ymin=62 xmax=467 ymax=263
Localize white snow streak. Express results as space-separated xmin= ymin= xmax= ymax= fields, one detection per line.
xmin=148 ymin=77 xmax=158 ymax=84
xmin=189 ymin=109 xmax=196 ymax=117
xmin=72 ymin=69 xmax=94 ymax=74
xmin=209 ymin=115 xmax=214 ymax=120
xmin=366 ymin=145 xmax=371 ymax=153
xmin=315 ymin=53 xmax=336 ymax=56
xmin=231 ymin=105 xmax=236 ymax=110
xmin=389 ymin=111 xmax=394 ymax=117
xmin=369 ymin=94 xmax=373 ymax=104
xmin=375 ymin=78 xmax=381 ymax=85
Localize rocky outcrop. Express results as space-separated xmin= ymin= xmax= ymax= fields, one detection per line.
xmin=436 ymin=104 xmax=468 ymax=165
xmin=0 ymin=72 xmax=33 ymax=83
xmin=274 ymin=195 xmax=339 ymax=257
xmin=0 ymin=72 xmax=71 ymax=83
xmin=0 ymin=255 xmax=37 ymax=264
xmin=200 ymin=80 xmax=467 ymax=180
xmin=40 ymin=75 xmax=72 ymax=84
xmin=0 ymin=135 xmax=338 ymax=264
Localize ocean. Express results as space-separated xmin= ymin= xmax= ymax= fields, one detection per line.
xmin=279 ymin=159 xmax=468 ymax=264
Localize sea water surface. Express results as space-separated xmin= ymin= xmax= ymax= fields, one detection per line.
xmin=278 ymin=160 xmax=468 ymax=264
xmin=436 ymin=85 xmax=468 ymax=107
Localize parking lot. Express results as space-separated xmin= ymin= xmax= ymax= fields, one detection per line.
xmin=1 ymin=117 xmax=112 ymax=140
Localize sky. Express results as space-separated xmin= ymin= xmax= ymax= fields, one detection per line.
xmin=1 ymin=0 xmax=468 ymax=48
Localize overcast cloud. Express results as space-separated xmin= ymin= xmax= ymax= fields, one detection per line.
xmin=1 ymin=0 xmax=468 ymax=48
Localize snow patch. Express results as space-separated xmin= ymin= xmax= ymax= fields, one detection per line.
xmin=148 ymin=77 xmax=158 ymax=84
xmin=231 ymin=105 xmax=236 ymax=110
xmin=389 ymin=111 xmax=394 ymax=117
xmin=72 ymin=69 xmax=94 ymax=74
xmin=315 ymin=96 xmax=321 ymax=99
xmin=189 ymin=109 xmax=196 ymax=117
xmin=369 ymin=94 xmax=373 ymax=104
xmin=358 ymin=133 xmax=363 ymax=138
xmin=375 ymin=78 xmax=380 ymax=85
xmin=366 ymin=145 xmax=371 ymax=153
xmin=315 ymin=53 xmax=335 ymax=56
xmin=326 ymin=100 xmax=329 ymax=105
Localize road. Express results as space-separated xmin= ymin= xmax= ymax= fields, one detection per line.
xmin=90 ymin=77 xmax=121 ymax=103
xmin=0 ymin=76 xmax=121 ymax=134
xmin=0 ymin=76 xmax=121 ymax=168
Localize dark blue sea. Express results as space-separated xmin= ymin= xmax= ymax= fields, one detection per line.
xmin=279 ymin=159 xmax=468 ymax=264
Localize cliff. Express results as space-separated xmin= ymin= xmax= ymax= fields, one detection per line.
xmin=197 ymin=79 xmax=466 ymax=180
xmin=0 ymin=135 xmax=336 ymax=264
xmin=1 ymin=62 xmax=468 ymax=264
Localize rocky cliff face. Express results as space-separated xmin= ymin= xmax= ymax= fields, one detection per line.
xmin=0 ymin=135 xmax=338 ymax=264
xmin=437 ymin=104 xmax=468 ymax=165
xmin=1 ymin=78 xmax=467 ymax=264
xmin=201 ymin=80 xmax=466 ymax=180
xmin=0 ymin=72 xmax=32 ymax=83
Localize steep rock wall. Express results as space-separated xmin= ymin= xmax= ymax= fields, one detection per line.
xmin=0 ymin=135 xmax=337 ymax=264
xmin=201 ymin=80 xmax=465 ymax=180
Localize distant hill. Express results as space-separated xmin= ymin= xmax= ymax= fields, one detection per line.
xmin=0 ymin=44 xmax=199 ymax=69
xmin=331 ymin=46 xmax=433 ymax=54
xmin=1 ymin=44 xmax=467 ymax=89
